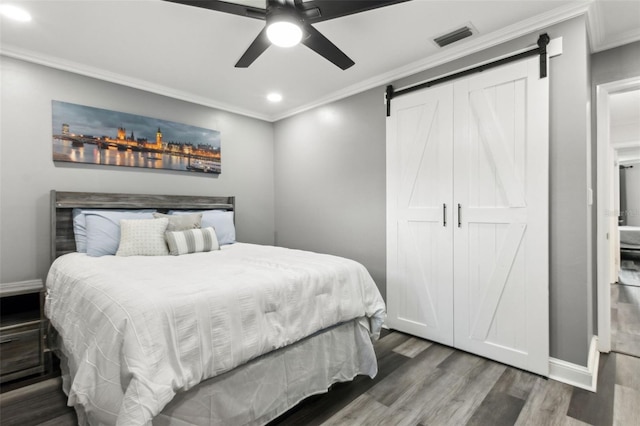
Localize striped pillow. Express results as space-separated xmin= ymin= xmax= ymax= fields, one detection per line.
xmin=165 ymin=227 xmax=220 ymax=256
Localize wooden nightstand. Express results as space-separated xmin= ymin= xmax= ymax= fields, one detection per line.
xmin=0 ymin=280 xmax=46 ymax=384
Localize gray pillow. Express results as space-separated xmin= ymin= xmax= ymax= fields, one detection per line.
xmin=168 ymin=210 xmax=235 ymax=245
xmin=153 ymin=212 xmax=202 ymax=232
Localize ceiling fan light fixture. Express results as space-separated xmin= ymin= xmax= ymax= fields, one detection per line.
xmin=266 ymin=10 xmax=303 ymax=48
xmin=267 ymin=21 xmax=302 ymax=47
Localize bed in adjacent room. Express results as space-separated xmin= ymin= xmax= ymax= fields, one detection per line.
xmin=620 ymin=225 xmax=640 ymax=253
xmin=45 ymin=190 xmax=385 ymax=426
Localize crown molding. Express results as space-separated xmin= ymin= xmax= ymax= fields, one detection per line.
xmin=592 ymin=27 xmax=640 ymax=53
xmin=586 ymin=0 xmax=640 ymax=53
xmin=585 ymin=0 xmax=605 ymax=51
xmin=271 ymin=0 xmax=593 ymax=121
xmin=0 ymin=47 xmax=272 ymax=122
xmin=1 ymin=1 xmax=595 ymax=123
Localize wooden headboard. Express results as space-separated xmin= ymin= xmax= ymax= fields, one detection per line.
xmin=51 ymin=190 xmax=235 ymax=262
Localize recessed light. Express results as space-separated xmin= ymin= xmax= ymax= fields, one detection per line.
xmin=267 ymin=93 xmax=283 ymax=103
xmin=0 ymin=4 xmax=32 ymax=22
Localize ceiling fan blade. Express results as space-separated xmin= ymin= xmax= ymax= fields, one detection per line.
xmin=301 ymin=23 xmax=354 ymax=70
xmin=235 ymin=27 xmax=271 ymax=68
xmin=299 ymin=0 xmax=409 ymax=23
xmin=163 ymin=0 xmax=267 ymax=20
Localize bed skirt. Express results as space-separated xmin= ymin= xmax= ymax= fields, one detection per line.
xmin=54 ymin=319 xmax=377 ymax=426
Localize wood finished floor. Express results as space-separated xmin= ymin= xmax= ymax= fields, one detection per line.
xmin=612 ymin=257 xmax=640 ymax=358
xmin=4 ymin=329 xmax=637 ymax=426
xmin=269 ymin=330 xmax=640 ymax=426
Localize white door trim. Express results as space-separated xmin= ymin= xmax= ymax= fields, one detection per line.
xmin=596 ymin=76 xmax=640 ymax=353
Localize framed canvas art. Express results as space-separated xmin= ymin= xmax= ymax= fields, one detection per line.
xmin=52 ymin=100 xmax=221 ymax=174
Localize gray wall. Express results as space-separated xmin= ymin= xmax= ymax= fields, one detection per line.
xmin=273 ymin=89 xmax=387 ymax=297
xmin=0 ymin=57 xmax=275 ymax=283
xmin=274 ymin=16 xmax=593 ymax=366
xmin=623 ymin=163 xmax=640 ymax=226
xmin=592 ymin=41 xmax=640 ymax=87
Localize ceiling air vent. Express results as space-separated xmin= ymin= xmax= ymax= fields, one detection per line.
xmin=433 ymin=26 xmax=473 ymax=48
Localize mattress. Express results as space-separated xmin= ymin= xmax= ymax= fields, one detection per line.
xmin=45 ymin=243 xmax=386 ymax=426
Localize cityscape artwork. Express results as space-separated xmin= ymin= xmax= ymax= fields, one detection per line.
xmin=52 ymin=100 xmax=221 ymax=174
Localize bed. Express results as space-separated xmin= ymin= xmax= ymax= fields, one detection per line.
xmin=620 ymin=225 xmax=640 ymax=252
xmin=45 ymin=190 xmax=386 ymax=426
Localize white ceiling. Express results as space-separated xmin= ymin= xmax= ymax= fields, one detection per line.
xmin=1 ymin=0 xmax=639 ymax=122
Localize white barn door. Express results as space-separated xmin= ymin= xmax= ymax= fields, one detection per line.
xmin=452 ymin=57 xmax=549 ymax=375
xmin=387 ymin=55 xmax=549 ymax=375
xmin=386 ymin=84 xmax=455 ymax=345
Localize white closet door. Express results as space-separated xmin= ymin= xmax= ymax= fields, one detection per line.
xmin=452 ymin=57 xmax=549 ymax=375
xmin=386 ymin=84 xmax=455 ymax=345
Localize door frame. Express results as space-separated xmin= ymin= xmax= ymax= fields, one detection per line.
xmin=596 ymin=76 xmax=640 ymax=353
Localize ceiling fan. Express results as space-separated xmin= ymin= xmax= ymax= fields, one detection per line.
xmin=164 ymin=0 xmax=409 ymax=70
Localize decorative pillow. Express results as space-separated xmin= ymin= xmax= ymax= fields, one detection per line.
xmin=152 ymin=212 xmax=202 ymax=231
xmin=84 ymin=210 xmax=157 ymax=256
xmin=116 ymin=218 xmax=169 ymax=257
xmin=165 ymin=227 xmax=220 ymax=256
xmin=72 ymin=208 xmax=89 ymax=253
xmin=168 ymin=210 xmax=235 ymax=245
xmin=73 ymin=208 xmax=156 ymax=253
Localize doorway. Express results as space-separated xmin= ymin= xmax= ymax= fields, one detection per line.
xmin=597 ymin=77 xmax=640 ymax=356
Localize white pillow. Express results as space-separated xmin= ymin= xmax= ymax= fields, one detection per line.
xmin=116 ymin=218 xmax=169 ymax=257
xmin=165 ymin=227 xmax=220 ymax=256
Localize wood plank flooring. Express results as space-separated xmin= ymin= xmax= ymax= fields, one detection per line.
xmin=618 ymin=256 xmax=640 ymax=287
xmin=271 ymin=331 xmax=640 ymax=426
xmin=3 ymin=330 xmax=640 ymax=425
xmin=612 ymin=257 xmax=640 ymax=358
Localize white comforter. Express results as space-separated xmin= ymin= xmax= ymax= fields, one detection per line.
xmin=45 ymin=243 xmax=386 ymax=426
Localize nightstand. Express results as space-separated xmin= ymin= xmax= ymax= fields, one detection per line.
xmin=0 ymin=280 xmax=46 ymax=384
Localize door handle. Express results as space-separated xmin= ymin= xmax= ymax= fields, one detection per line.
xmin=443 ymin=203 xmax=447 ymax=227
xmin=458 ymin=203 xmax=462 ymax=228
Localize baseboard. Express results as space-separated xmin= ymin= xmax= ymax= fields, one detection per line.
xmin=548 ymin=336 xmax=599 ymax=392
